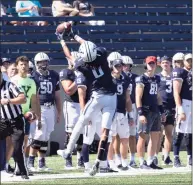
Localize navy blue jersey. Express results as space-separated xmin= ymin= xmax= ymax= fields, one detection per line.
xmin=113 ymin=73 xmax=130 ymax=114
xmin=135 ymin=74 xmax=160 ymax=111
xmin=59 ymin=68 xmax=79 ymax=103
xmin=126 ymin=72 xmax=138 ymax=104
xmin=77 ymin=47 xmax=116 ymax=95
xmin=172 ymin=67 xmax=192 ymax=101
xmin=32 ymin=70 xmax=60 ymax=105
xmin=157 ymin=73 xmax=175 ymax=109
xmin=76 ymin=72 xmax=91 ymax=103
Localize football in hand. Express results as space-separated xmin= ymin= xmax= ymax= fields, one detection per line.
xmin=56 ymin=22 xmax=72 ymax=34
xmin=24 ymin=111 xmax=36 ymax=122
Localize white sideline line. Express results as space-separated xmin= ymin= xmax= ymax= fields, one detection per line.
xmin=1 ymin=167 xmax=191 ymax=183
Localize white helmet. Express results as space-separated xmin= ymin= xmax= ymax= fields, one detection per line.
xmin=78 ymin=41 xmax=97 ymax=63
xmin=184 ymin=53 xmax=192 ymax=61
xmin=29 ymin=61 xmax=34 ymax=69
xmin=121 ymin=56 xmax=133 ymax=65
xmin=172 ymin=52 xmax=184 ymax=68
xmin=34 ymin=52 xmax=50 ymax=71
xmin=107 ymin=52 xmax=122 ymax=68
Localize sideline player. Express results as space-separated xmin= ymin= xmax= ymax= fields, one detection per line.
xmin=107 ymin=57 xmax=133 ymax=171
xmin=58 ymin=51 xmax=84 ymax=169
xmin=122 ymin=55 xmax=138 ymax=167
xmin=28 ymin=52 xmax=62 ymax=171
xmin=172 ymin=53 xmax=192 ymax=167
xmin=135 ymin=56 xmax=165 ymax=169
xmin=156 ymin=56 xmax=175 ymax=165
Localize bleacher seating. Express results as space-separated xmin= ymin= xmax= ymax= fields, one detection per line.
xmin=1 ymin=0 xmax=192 ymax=65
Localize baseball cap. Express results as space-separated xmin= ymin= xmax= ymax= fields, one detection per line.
xmin=2 ymin=58 xmax=11 ymax=63
xmin=160 ymin=56 xmax=171 ymax=62
xmin=184 ymin=53 xmax=192 ymax=61
xmin=145 ymin=56 xmax=157 ymax=64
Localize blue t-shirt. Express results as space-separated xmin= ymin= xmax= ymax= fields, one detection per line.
xmin=16 ymin=1 xmax=41 ymax=17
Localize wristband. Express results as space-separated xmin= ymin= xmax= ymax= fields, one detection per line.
xmin=74 ymin=35 xmax=82 ymax=42
xmin=177 ymin=106 xmax=185 ymax=114
xmin=60 ymin=40 xmax=66 ymax=47
xmin=137 ymin=107 xmax=144 ymax=116
xmin=158 ymin=105 xmax=164 ymax=114
xmin=127 ymin=112 xmax=134 ymax=119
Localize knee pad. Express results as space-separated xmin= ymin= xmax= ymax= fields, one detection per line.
xmin=76 ymin=134 xmax=83 ymax=146
xmin=30 ymin=139 xmax=42 ymax=150
xmin=39 ymin=141 xmax=48 ymax=154
xmin=174 ymin=132 xmax=184 ymax=146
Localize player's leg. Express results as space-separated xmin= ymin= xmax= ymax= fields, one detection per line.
xmin=11 ymin=116 xmax=28 ymax=179
xmin=182 ymin=99 xmax=192 ymax=167
xmin=153 ymin=125 xmax=164 ymax=165
xmin=114 ymin=135 xmax=121 ymax=168
xmin=65 ymin=96 xmax=101 ymax=155
xmin=163 ymin=123 xmax=174 ymax=165
xmin=147 ymin=112 xmax=162 ymax=169
xmin=5 ymin=136 xmax=14 ymax=173
xmin=37 ymin=106 xmax=56 ymax=171
xmin=89 ymin=94 xmax=117 ymax=176
xmin=137 ymin=113 xmax=149 ymax=169
xmin=128 ymin=104 xmax=137 ymax=167
xmin=117 ymin=113 xmax=129 ymax=170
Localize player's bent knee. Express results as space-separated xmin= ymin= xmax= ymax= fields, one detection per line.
xmin=39 ymin=141 xmax=48 ymax=154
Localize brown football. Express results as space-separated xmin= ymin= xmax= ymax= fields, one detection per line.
xmin=56 ymin=22 xmax=72 ymax=33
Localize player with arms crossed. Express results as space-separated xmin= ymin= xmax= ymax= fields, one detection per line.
xmin=172 ymin=53 xmax=192 ymax=167
xmin=122 ymin=55 xmax=138 ymax=167
xmin=28 ymin=52 xmax=62 ymax=171
xmin=56 ymin=27 xmax=117 ymax=176
xmin=136 ymin=56 xmax=165 ymax=169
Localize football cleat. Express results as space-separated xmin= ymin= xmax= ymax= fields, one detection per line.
xmin=129 ymin=161 xmax=137 ymax=167
xmin=163 ymin=156 xmax=173 ymax=165
xmin=148 ymin=162 xmax=163 ymax=170
xmin=139 ymin=160 xmax=151 ymax=170
xmin=89 ymin=161 xmax=100 ymax=176
xmin=174 ymin=156 xmax=182 ymax=168
xmin=99 ymin=167 xmax=119 ymax=173
xmin=153 ymin=156 xmax=158 ymax=166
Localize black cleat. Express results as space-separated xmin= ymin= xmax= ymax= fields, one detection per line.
xmin=99 ymin=167 xmax=119 ymax=173
xmin=174 ymin=156 xmax=182 ymax=168
xmin=21 ymin=174 xmax=29 ymax=179
xmin=6 ymin=164 xmax=15 ymax=173
xmin=149 ymin=162 xmax=163 ymax=170
xmin=164 ymin=156 xmax=173 ymax=165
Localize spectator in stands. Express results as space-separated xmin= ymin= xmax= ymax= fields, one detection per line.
xmin=73 ymin=0 xmax=105 ymax=26
xmin=52 ymin=0 xmax=79 ymax=17
xmin=1 ymin=58 xmax=11 ymax=81
xmin=0 ymin=2 xmax=20 ymax=26
xmin=16 ymin=0 xmax=48 ymax=26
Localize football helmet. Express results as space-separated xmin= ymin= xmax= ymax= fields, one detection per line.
xmin=34 ymin=52 xmax=50 ymax=71
xmin=184 ymin=53 xmax=192 ymax=61
xmin=107 ymin=52 xmax=122 ymax=68
xmin=2 ymin=58 xmax=11 ymax=63
xmin=121 ymin=55 xmax=133 ymax=65
xmin=78 ymin=41 xmax=97 ymax=63
xmin=172 ymin=52 xmax=184 ymax=68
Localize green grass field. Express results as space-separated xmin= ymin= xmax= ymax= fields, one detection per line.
xmin=2 ymin=151 xmax=192 ymax=185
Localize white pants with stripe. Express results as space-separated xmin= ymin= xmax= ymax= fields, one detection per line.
xmin=176 ymin=99 xmax=192 ymax=134
xmin=83 ymin=111 xmax=102 ymax=145
xmin=29 ymin=105 xmax=55 ymax=141
xmin=129 ymin=103 xmax=138 ymax=136
xmin=66 ymin=92 xmax=117 ymax=153
xmin=63 ymin=101 xmax=80 ymax=133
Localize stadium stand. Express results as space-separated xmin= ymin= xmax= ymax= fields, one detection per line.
xmin=1 ymin=0 xmax=192 ymax=65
